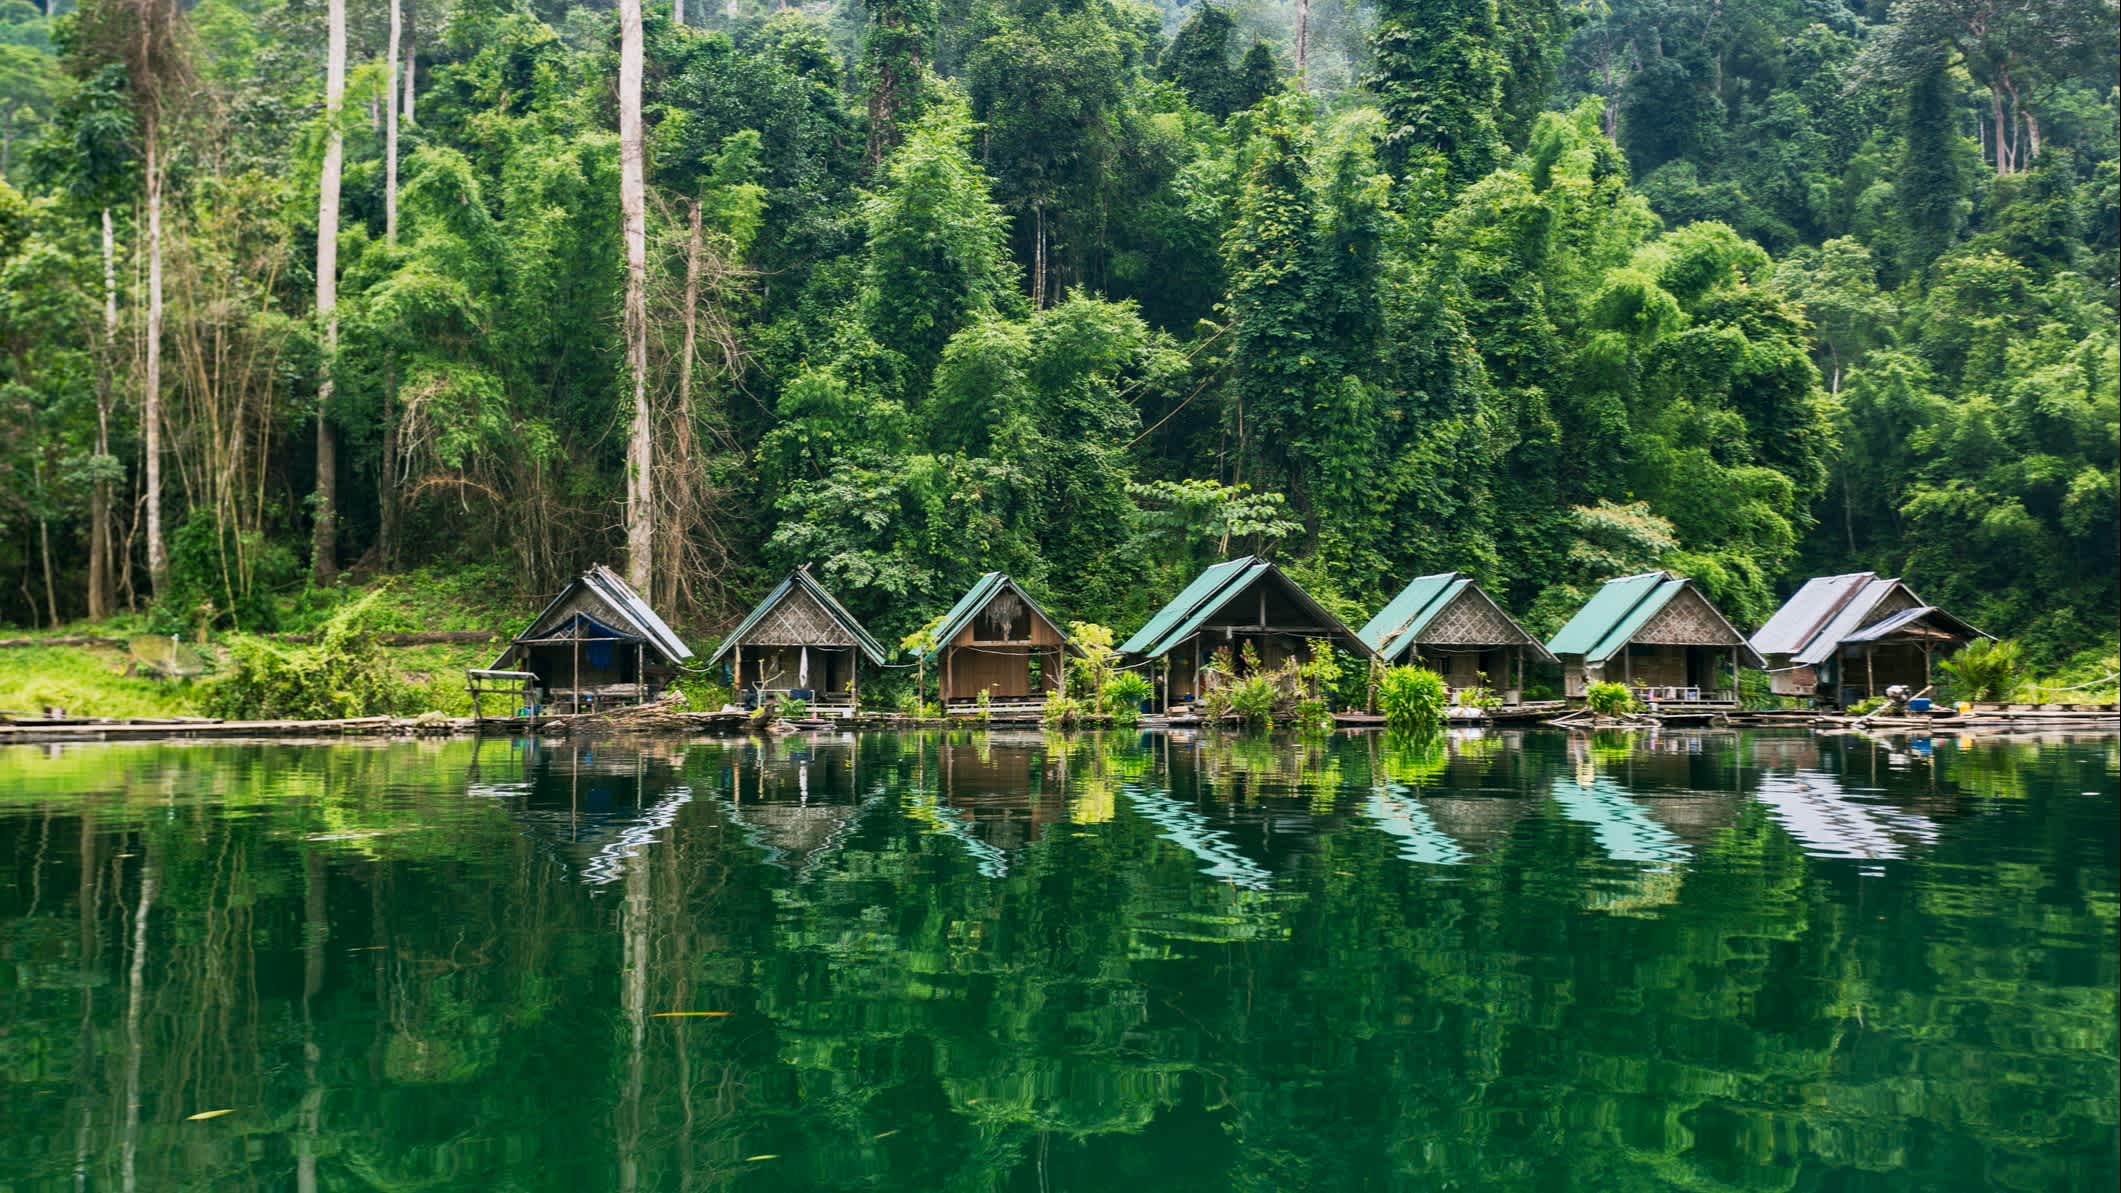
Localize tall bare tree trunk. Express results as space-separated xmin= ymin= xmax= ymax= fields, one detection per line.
xmin=379 ymin=0 xmax=402 ymax=568
xmin=143 ymin=121 xmax=166 ymax=594
xmin=674 ymin=0 xmax=685 ymax=26
xmin=1295 ymin=0 xmax=1309 ymax=82
xmin=386 ymin=0 xmax=400 ymax=243
xmin=402 ymin=8 xmax=416 ymax=127
xmin=89 ymin=207 xmax=119 ymax=619
xmin=312 ymin=0 xmax=345 ymax=585
xmin=620 ymin=0 xmax=653 ymax=594
xmin=658 ymin=200 xmax=704 ymax=611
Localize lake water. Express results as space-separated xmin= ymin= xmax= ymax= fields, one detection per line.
xmin=0 ymin=729 xmax=2114 ymax=1191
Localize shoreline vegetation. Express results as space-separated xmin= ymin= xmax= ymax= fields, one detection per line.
xmin=2 ymin=2 xmax=2116 ymax=728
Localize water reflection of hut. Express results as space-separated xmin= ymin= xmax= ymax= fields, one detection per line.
xmin=1546 ymin=571 xmax=1763 ymax=708
xmin=708 ymin=569 xmax=886 ymax=712
xmin=1750 ymin=573 xmax=1989 ymax=708
xmin=1120 ymin=556 xmax=1376 ymax=712
xmin=1358 ymin=572 xmax=1556 ymax=705
xmin=484 ymin=565 xmax=692 ymax=714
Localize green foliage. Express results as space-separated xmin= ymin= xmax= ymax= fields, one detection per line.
xmin=203 ymin=593 xmax=405 ymax=720
xmin=1847 ymin=696 xmax=1887 ymax=717
xmin=780 ymin=696 xmax=811 ymax=720
xmin=1377 ymin=666 xmax=1446 ymax=733
xmin=1103 ymin=671 xmax=1153 ymax=727
xmin=1938 ymin=638 xmax=2026 ymax=703
xmin=0 ymin=0 xmax=2111 ymax=693
xmin=1585 ymin=681 xmax=1637 ymax=718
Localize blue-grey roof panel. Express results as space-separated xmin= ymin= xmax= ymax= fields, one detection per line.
xmin=1751 ymin=572 xmax=1875 ymax=657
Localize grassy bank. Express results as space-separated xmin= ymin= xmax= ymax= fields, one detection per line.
xmin=0 ymin=568 xmax=527 ymax=720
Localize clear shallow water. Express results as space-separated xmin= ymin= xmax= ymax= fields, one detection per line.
xmin=0 ymin=729 xmax=2114 ymax=1192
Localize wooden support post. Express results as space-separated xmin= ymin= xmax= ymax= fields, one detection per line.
xmin=733 ymin=643 xmax=742 ymax=702
xmin=636 ymin=641 xmax=645 ymax=704
xmin=851 ymin=651 xmax=860 ymax=714
xmin=572 ymin=625 xmax=582 ymax=715
xmin=1866 ymin=647 xmax=1876 ymax=699
xmin=1922 ymin=642 xmax=1932 ymax=691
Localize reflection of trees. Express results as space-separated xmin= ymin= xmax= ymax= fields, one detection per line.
xmin=0 ymin=731 xmax=2112 ymax=1189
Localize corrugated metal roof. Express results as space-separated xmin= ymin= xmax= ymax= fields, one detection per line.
xmin=1840 ymin=605 xmax=1989 ymax=645
xmin=1547 ymin=571 xmax=1762 ymax=667
xmin=1588 ymin=576 xmax=1689 ymax=663
xmin=1137 ymin=560 xmax=1378 ymax=661
xmin=1360 ymin=573 xmax=1558 ymax=665
xmin=706 ymin=569 xmax=887 ymax=667
xmin=1148 ymin=562 xmax=1275 ymax=657
xmin=1545 ymin=572 xmax=1667 ymax=660
xmin=497 ymin=564 xmax=693 ymax=668
xmin=1119 ymin=557 xmax=1257 ymax=656
xmin=1750 ymin=572 xmax=1875 ymax=657
xmin=1795 ymin=578 xmax=1901 ymax=665
xmin=922 ymin=573 xmax=1072 ymax=658
xmin=1358 ymin=573 xmax=1461 ymax=659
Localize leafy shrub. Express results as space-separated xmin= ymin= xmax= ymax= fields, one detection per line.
xmin=1939 ymin=638 xmax=2024 ymax=703
xmin=1378 ymin=666 xmax=1447 ymax=732
xmin=780 ymin=697 xmax=810 ymax=720
xmin=1846 ymin=696 xmax=1886 ymax=716
xmin=203 ymin=592 xmax=403 ymax=719
xmin=1586 ymin=681 xmax=1636 ymax=717
xmin=1226 ymin=674 xmax=1278 ymax=731
xmin=1293 ymin=696 xmax=1333 ymax=738
xmin=152 ymin=513 xmax=300 ymax=634
xmin=1042 ymin=689 xmax=1084 ymax=729
xmin=1103 ymin=671 xmax=1153 ymax=726
xmin=975 ymin=687 xmax=993 ymax=723
xmin=669 ymin=673 xmax=732 ymax=710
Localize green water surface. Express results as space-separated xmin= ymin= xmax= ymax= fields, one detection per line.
xmin=1 ymin=729 xmax=2115 ymax=1191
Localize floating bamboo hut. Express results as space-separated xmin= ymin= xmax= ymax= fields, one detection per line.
xmin=477 ymin=565 xmax=692 ymax=714
xmin=1120 ymin=556 xmax=1376 ymax=712
xmin=1357 ymin=572 xmax=1556 ymax=705
xmin=1749 ymin=572 xmax=1989 ymax=707
xmin=708 ymin=568 xmax=887 ymax=711
xmin=927 ymin=573 xmax=1076 ymax=710
xmin=1545 ymin=571 xmax=1762 ymax=708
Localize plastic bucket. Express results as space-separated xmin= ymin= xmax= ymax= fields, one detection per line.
xmin=1907 ymin=697 xmax=1932 ymax=713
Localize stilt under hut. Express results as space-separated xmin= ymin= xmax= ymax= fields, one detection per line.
xmin=1357 ymin=572 xmax=1556 ymax=706
xmin=1119 ymin=556 xmax=1376 ymax=713
xmin=707 ymin=568 xmax=888 ymax=713
xmin=927 ymin=573 xmax=1077 ymax=713
xmin=476 ymin=564 xmax=693 ymax=716
xmin=1545 ymin=571 xmax=1763 ymax=709
xmin=1749 ymin=572 xmax=1989 ymax=708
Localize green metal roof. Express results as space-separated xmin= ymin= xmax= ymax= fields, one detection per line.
xmin=920 ymin=573 xmax=1072 ymax=658
xmin=1118 ymin=557 xmax=1257 ymax=656
xmin=1545 ymin=572 xmax=1674 ymax=663
xmin=1357 ymin=573 xmax=1466 ymax=661
xmin=1124 ymin=557 xmax=1377 ymax=661
xmin=706 ymin=569 xmax=887 ymax=666
xmin=1547 ymin=571 xmax=1765 ymax=667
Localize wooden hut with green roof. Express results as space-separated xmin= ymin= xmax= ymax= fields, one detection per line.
xmin=1120 ymin=556 xmax=1376 ymax=712
xmin=927 ymin=573 xmax=1076 ymax=710
xmin=1357 ymin=572 xmax=1555 ymax=706
xmin=1545 ymin=571 xmax=1764 ymax=708
xmin=707 ymin=569 xmax=886 ymax=712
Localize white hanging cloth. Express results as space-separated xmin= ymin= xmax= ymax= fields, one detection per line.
xmin=799 ymin=646 xmax=811 ymax=688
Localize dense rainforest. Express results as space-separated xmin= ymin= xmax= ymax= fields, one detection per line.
xmin=0 ymin=0 xmax=2115 ymax=672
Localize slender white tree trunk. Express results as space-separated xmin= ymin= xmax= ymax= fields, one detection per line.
xmin=402 ymin=12 xmax=416 ymax=126
xmin=90 ymin=207 xmax=119 ymax=619
xmin=386 ymin=0 xmax=400 ymax=242
xmin=144 ymin=123 xmax=167 ymax=594
xmin=674 ymin=0 xmax=684 ymax=26
xmin=313 ymin=0 xmax=345 ymax=584
xmin=1295 ymin=0 xmax=1309 ymax=82
xmin=620 ymin=0 xmax=653 ymax=593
